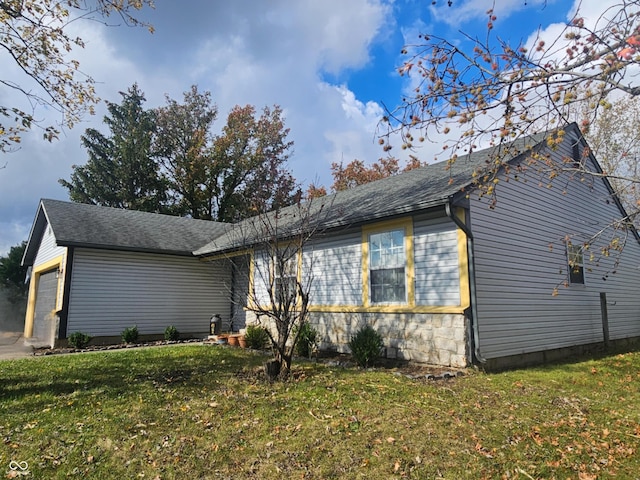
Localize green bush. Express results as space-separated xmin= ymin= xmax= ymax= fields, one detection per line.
xmin=68 ymin=331 xmax=92 ymax=349
xmin=348 ymin=325 xmax=384 ymax=368
xmin=294 ymin=321 xmax=318 ymax=358
xmin=164 ymin=325 xmax=180 ymax=341
xmin=244 ymin=324 xmax=269 ymax=350
xmin=121 ymin=326 xmax=139 ymax=344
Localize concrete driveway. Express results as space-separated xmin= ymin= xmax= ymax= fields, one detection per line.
xmin=0 ymin=331 xmax=33 ymax=360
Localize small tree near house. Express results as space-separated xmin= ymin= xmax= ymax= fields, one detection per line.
xmin=230 ymin=196 xmax=331 ymax=379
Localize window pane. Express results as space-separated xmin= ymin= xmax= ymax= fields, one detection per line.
xmin=369 ymin=229 xmax=404 ymax=269
xmin=569 ymin=266 xmax=584 ymax=284
xmin=567 ymin=244 xmax=585 ymax=285
xmin=369 ymin=228 xmax=406 ymax=303
xmin=371 ymin=267 xmax=405 ymax=303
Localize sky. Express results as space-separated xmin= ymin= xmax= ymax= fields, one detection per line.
xmin=0 ymin=0 xmax=596 ymax=255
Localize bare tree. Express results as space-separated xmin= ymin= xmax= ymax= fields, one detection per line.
xmin=581 ymin=95 xmax=640 ymax=223
xmin=1 ymin=0 xmax=154 ymax=153
xmin=222 ymin=196 xmax=332 ymax=380
xmin=382 ymin=1 xmax=640 ymax=244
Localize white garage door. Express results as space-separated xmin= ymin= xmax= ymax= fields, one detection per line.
xmin=32 ymin=270 xmax=58 ymax=347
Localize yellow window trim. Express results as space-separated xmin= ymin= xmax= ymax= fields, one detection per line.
xmin=309 ymin=304 xmax=466 ymax=314
xmin=199 ymin=248 xmax=254 ymax=262
xmin=361 ymin=217 xmax=415 ymax=308
xmin=24 ymin=254 xmax=65 ymax=338
xmin=455 ymin=207 xmax=471 ymax=310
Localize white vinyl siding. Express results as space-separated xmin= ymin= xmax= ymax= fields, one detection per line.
xmin=251 ymin=248 xmax=277 ymax=307
xmin=305 ymin=231 xmax=362 ymax=306
xmin=471 ymin=137 xmax=640 ymax=359
xmin=34 ymin=224 xmax=66 ymax=267
xmin=413 ymin=218 xmax=460 ymax=306
xmin=66 ymin=248 xmax=230 ymax=337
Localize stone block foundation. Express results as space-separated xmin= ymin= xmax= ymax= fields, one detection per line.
xmin=308 ymin=311 xmax=470 ymax=368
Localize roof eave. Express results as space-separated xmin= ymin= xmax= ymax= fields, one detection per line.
xmin=194 ymin=196 xmax=456 ymax=257
xmin=21 ymin=200 xmax=48 ymax=267
xmin=57 ymin=241 xmax=196 ymax=257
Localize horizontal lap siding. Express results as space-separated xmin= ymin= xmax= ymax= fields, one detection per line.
xmin=413 ymin=218 xmax=460 ymax=306
xmin=305 ymin=231 xmax=362 ymax=306
xmin=252 ymin=250 xmax=272 ymax=306
xmin=67 ymin=249 xmax=230 ymax=336
xmin=472 ymin=138 xmax=640 ymax=359
xmin=34 ymin=224 xmax=66 ymax=267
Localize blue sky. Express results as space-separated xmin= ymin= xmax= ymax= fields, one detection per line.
xmin=0 ymin=0 xmax=584 ymax=254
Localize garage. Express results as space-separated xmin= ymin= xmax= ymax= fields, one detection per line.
xmin=31 ymin=269 xmax=59 ymax=347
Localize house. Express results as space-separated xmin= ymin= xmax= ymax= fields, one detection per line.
xmin=193 ymin=123 xmax=640 ymax=369
xmin=21 ymin=200 xmax=230 ymax=347
xmin=22 ymin=123 xmax=640 ymax=368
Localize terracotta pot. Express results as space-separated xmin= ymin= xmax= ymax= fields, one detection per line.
xmin=238 ymin=335 xmax=247 ymax=348
xmin=228 ymin=334 xmax=240 ymax=347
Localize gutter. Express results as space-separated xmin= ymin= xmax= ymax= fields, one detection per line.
xmin=445 ymin=201 xmax=487 ymax=365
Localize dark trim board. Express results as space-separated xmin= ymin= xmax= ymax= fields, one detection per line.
xmin=57 ymin=247 xmax=74 ymax=340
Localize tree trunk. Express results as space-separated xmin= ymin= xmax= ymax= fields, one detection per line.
xmin=264 ymin=359 xmax=281 ymax=380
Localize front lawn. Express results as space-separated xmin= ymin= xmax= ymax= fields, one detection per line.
xmin=0 ymin=345 xmax=638 ymax=479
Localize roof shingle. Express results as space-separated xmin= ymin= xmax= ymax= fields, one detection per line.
xmin=23 ymin=199 xmax=230 ymax=266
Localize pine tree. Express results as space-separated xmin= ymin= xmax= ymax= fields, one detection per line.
xmin=60 ymin=84 xmax=168 ymax=212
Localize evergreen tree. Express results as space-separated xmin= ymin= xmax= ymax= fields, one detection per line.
xmin=60 ymin=84 xmax=168 ymax=212
xmin=0 ymin=242 xmax=28 ymax=304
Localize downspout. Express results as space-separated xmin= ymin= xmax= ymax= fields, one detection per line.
xmin=445 ymin=201 xmax=487 ymax=364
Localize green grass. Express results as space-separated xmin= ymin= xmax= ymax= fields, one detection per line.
xmin=1 ymin=345 xmax=639 ymax=479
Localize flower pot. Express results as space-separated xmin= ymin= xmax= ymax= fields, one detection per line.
xmin=238 ymin=335 xmax=247 ymax=348
xmin=228 ymin=334 xmax=240 ymax=347
xmin=216 ymin=334 xmax=228 ymax=345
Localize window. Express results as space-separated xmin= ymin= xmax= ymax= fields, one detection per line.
xmin=567 ymin=244 xmax=585 ymax=284
xmin=274 ymin=249 xmax=298 ymax=305
xmin=369 ymin=229 xmax=406 ymax=303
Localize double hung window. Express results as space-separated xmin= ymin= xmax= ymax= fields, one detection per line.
xmin=369 ymin=229 xmax=406 ymax=303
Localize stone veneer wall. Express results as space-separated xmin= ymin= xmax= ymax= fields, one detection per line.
xmin=308 ymin=311 xmax=470 ymax=367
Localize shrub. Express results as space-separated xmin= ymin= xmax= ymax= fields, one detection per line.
xmin=294 ymin=321 xmax=318 ymax=358
xmin=348 ymin=325 xmax=384 ymax=368
xmin=164 ymin=325 xmax=180 ymax=341
xmin=121 ymin=326 xmax=139 ymax=344
xmin=68 ymin=331 xmax=92 ymax=349
xmin=244 ymin=324 xmax=269 ymax=350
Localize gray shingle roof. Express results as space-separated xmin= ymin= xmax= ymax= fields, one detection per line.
xmin=22 ymin=128 xmax=559 ymax=265
xmin=195 ymin=130 xmax=550 ymax=256
xmin=23 ymin=199 xmax=230 ymax=266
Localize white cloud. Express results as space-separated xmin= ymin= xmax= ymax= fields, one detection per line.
xmin=429 ymin=0 xmax=554 ymax=26
xmin=0 ymin=1 xmax=392 ymax=255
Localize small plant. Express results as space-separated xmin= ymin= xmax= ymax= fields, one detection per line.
xmin=121 ymin=326 xmax=139 ymax=344
xmin=68 ymin=331 xmax=92 ymax=349
xmin=348 ymin=325 xmax=384 ymax=368
xmin=164 ymin=325 xmax=179 ymax=341
xmin=244 ymin=324 xmax=269 ymax=350
xmin=294 ymin=321 xmax=318 ymax=358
